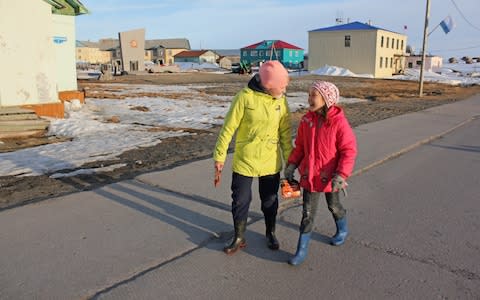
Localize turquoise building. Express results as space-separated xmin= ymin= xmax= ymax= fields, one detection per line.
xmin=240 ymin=40 xmax=304 ymax=69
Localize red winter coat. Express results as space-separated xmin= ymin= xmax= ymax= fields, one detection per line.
xmin=288 ymin=106 xmax=357 ymax=192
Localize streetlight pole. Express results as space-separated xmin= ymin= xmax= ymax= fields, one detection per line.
xmin=419 ymin=0 xmax=431 ymax=97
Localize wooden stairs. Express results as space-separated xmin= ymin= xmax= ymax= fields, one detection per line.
xmin=0 ymin=107 xmax=50 ymax=139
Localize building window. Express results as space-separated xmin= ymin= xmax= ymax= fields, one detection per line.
xmin=390 ymin=57 xmax=393 ymax=68
xmin=396 ymin=39 xmax=399 ymax=49
xmin=250 ymin=51 xmax=258 ymax=57
xmin=416 ymin=60 xmax=422 ymax=66
xmin=381 ymin=36 xmax=384 ymax=47
xmin=408 ymin=62 xmax=413 ymax=68
xmin=401 ymin=40 xmax=404 ymax=50
xmin=380 ymin=57 xmax=383 ymax=68
xmin=391 ymin=38 xmax=395 ymax=48
xmin=289 ymin=50 xmax=293 ymax=57
xmin=242 ymin=51 xmax=247 ymax=57
xmin=259 ymin=51 xmax=264 ymax=57
xmin=386 ymin=37 xmax=389 ymax=49
xmin=345 ymin=35 xmax=351 ymax=47
xmin=295 ymin=51 xmax=299 ymax=57
xmin=266 ymin=50 xmax=270 ymax=57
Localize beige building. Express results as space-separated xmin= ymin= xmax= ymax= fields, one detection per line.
xmin=0 ymin=0 xmax=88 ymax=117
xmin=76 ymin=41 xmax=111 ymax=64
xmin=146 ymin=39 xmax=191 ymax=65
xmin=218 ymin=57 xmax=232 ymax=70
xmin=308 ymin=21 xmax=407 ymax=78
xmin=80 ymin=38 xmax=190 ymax=68
xmin=174 ymin=50 xmax=219 ymax=64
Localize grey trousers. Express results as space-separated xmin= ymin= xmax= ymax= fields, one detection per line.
xmin=300 ymin=190 xmax=346 ymax=233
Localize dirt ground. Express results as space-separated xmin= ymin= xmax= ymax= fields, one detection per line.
xmin=1 ymin=73 xmax=479 ymax=209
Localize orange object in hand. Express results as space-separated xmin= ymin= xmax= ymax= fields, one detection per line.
xmin=280 ymin=179 xmax=301 ymax=199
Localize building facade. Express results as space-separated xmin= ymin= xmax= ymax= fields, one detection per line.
xmin=241 ymin=40 xmax=304 ymax=69
xmin=118 ymin=28 xmax=145 ymax=73
xmin=80 ymin=38 xmax=191 ymax=68
xmin=76 ymin=41 xmax=111 ymax=64
xmin=0 ymin=0 xmax=88 ymax=117
xmin=405 ymin=55 xmax=443 ymax=71
xmin=174 ymin=50 xmax=218 ymax=64
xmin=308 ymin=21 xmax=407 ymax=78
xmin=146 ymin=39 xmax=191 ymax=65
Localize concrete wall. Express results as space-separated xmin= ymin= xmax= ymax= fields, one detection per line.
xmin=53 ymin=14 xmax=77 ymax=92
xmin=119 ymin=29 xmax=145 ymax=73
xmin=0 ymin=0 xmax=58 ymax=106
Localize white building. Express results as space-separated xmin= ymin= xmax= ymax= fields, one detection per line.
xmin=405 ymin=55 xmax=443 ymax=71
xmin=0 ymin=0 xmax=88 ymax=117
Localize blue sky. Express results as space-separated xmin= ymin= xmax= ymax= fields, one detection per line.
xmin=76 ymin=0 xmax=480 ymax=58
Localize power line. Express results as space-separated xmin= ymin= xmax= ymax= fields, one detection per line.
xmin=450 ymin=0 xmax=480 ymax=32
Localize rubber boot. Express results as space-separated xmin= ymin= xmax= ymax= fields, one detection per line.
xmin=224 ymin=220 xmax=247 ymax=255
xmin=265 ymin=217 xmax=279 ymax=250
xmin=288 ymin=232 xmax=311 ymax=266
xmin=330 ymin=216 xmax=348 ymax=246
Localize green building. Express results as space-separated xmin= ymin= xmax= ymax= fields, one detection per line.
xmin=240 ymin=40 xmax=304 ymax=69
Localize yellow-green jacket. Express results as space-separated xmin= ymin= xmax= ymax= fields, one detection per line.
xmin=213 ymin=86 xmax=292 ymax=177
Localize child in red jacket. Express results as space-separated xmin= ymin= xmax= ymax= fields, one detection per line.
xmin=284 ymin=81 xmax=357 ymax=266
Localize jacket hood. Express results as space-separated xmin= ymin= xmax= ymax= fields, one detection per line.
xmin=248 ymin=74 xmax=269 ymax=95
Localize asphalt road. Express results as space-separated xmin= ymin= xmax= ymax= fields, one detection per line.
xmin=95 ymin=114 xmax=480 ymax=300
xmin=0 ymin=96 xmax=479 ymax=300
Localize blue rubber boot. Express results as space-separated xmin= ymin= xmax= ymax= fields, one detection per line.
xmin=330 ymin=217 xmax=348 ymax=246
xmin=288 ymin=232 xmax=311 ymax=266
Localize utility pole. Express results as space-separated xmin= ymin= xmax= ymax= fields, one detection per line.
xmin=419 ymin=0 xmax=430 ymax=97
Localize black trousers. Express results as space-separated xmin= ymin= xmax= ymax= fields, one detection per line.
xmin=300 ymin=191 xmax=346 ymax=233
xmin=230 ymin=172 xmax=280 ymax=222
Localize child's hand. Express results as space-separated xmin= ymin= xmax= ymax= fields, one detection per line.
xmin=214 ymin=161 xmax=224 ymax=172
xmin=284 ymin=164 xmax=297 ymax=182
xmin=331 ymin=174 xmax=347 ymax=195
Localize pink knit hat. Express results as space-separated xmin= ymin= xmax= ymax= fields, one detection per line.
xmin=311 ymin=81 xmax=339 ymax=108
xmin=259 ymin=61 xmax=289 ymax=91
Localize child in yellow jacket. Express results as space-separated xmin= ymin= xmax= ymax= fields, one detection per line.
xmin=213 ymin=61 xmax=292 ymax=255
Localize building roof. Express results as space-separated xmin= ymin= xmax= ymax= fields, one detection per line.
xmin=76 ymin=40 xmax=99 ymax=48
xmin=174 ymin=50 xmax=212 ymax=58
xmin=97 ymin=39 xmax=119 ymax=50
xmin=310 ymin=21 xmax=399 ymax=34
xmin=145 ymin=39 xmax=191 ymax=50
xmin=242 ymin=40 xmax=303 ymax=50
xmin=43 ymin=0 xmax=89 ymax=16
xmin=81 ymin=38 xmax=191 ymax=51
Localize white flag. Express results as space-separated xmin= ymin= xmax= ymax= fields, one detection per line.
xmin=440 ymin=15 xmax=455 ymax=34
